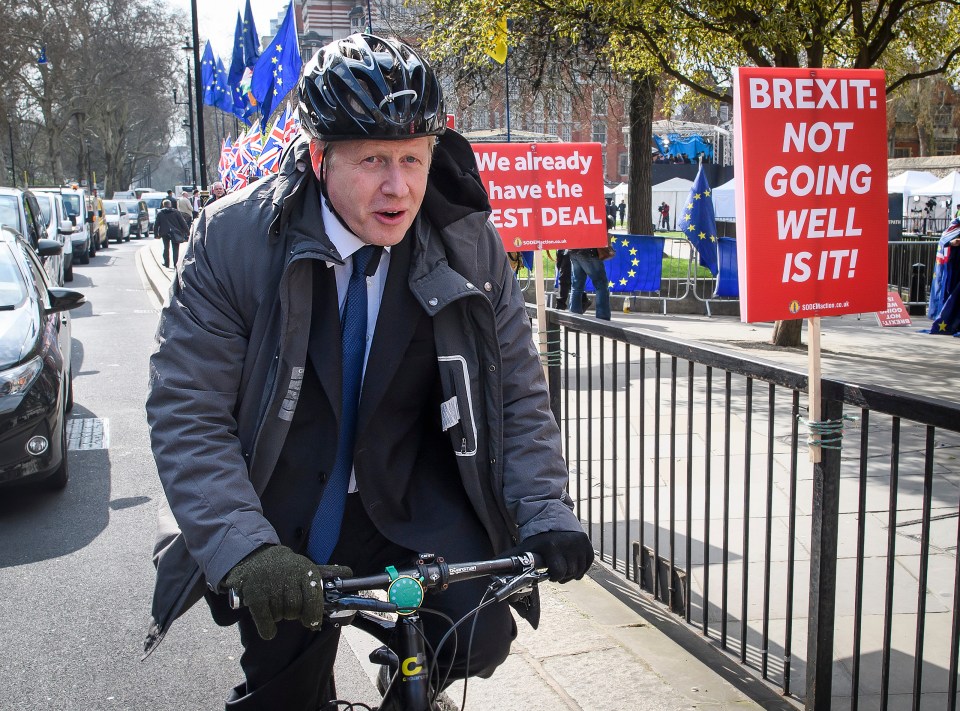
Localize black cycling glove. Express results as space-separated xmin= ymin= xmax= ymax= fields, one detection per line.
xmin=222 ymin=544 xmax=351 ymax=640
xmin=507 ymin=530 xmax=594 ymax=583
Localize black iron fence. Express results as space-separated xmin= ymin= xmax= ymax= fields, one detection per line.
xmin=542 ymin=308 xmax=960 ymax=710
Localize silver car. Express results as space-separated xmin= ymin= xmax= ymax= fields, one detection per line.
xmin=33 ymin=192 xmax=74 ymax=283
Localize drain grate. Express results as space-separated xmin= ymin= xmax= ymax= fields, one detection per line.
xmin=66 ymin=417 xmax=110 ymax=450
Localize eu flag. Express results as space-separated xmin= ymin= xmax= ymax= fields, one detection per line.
xmin=251 ymin=1 xmax=302 ymax=124
xmin=925 ymin=219 xmax=960 ymax=336
xmin=214 ymin=57 xmax=234 ymax=114
xmin=201 ymin=41 xmax=220 ymax=107
xmin=677 ymin=164 xmax=719 ymax=276
xmin=600 ymin=234 xmax=665 ymax=292
xmin=242 ymin=0 xmax=261 ymax=68
xmin=228 ymin=14 xmax=253 ymax=123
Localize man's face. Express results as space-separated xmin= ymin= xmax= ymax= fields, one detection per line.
xmin=322 ymin=137 xmax=433 ymax=247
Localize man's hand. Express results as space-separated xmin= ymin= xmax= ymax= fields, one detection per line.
xmin=222 ymin=545 xmax=351 ymax=640
xmin=508 ymin=530 xmax=594 ymax=584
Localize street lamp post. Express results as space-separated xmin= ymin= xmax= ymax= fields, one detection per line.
xmin=174 ymin=46 xmax=198 ymax=188
xmin=189 ymin=0 xmax=207 ymax=189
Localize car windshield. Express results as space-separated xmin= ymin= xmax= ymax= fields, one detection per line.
xmin=122 ymin=201 xmax=140 ymax=213
xmin=35 ymin=195 xmax=53 ymax=226
xmin=0 ymin=196 xmax=19 ymax=232
xmin=143 ymin=197 xmax=163 ymax=209
xmin=0 ymin=243 xmax=27 ymax=309
xmin=104 ymin=201 xmax=119 ymax=215
xmin=61 ymin=193 xmax=81 ymax=219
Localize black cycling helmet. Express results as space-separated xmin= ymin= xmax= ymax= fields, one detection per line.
xmin=298 ymin=33 xmax=446 ymax=141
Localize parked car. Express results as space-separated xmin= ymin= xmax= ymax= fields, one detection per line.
xmin=0 ymin=225 xmax=85 ymax=490
xmin=0 ymin=186 xmax=45 ymax=250
xmin=0 ymin=187 xmax=64 ymax=285
xmin=33 ymin=192 xmax=74 ymax=283
xmin=103 ymin=199 xmax=130 ymax=243
xmin=32 ymin=186 xmax=93 ymax=264
xmin=121 ymin=199 xmax=149 ymax=239
xmin=87 ymin=194 xmax=108 ymax=252
xmin=140 ymin=191 xmax=168 ymax=236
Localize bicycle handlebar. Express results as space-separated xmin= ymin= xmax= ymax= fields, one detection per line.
xmin=325 ymin=552 xmax=543 ymax=596
xmin=227 ymin=552 xmax=544 ymax=612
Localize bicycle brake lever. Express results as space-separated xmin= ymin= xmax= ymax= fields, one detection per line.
xmin=326 ymin=595 xmax=399 ymax=614
xmin=491 ymin=569 xmax=549 ymax=603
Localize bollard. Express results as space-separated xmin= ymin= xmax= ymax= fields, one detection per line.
xmin=909 ymin=262 xmax=927 ymax=316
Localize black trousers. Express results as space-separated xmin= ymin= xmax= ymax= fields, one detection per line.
xmin=225 ymin=494 xmax=516 ymax=710
xmin=555 ymin=250 xmax=571 ymax=309
xmin=161 ymin=236 xmax=179 ymax=267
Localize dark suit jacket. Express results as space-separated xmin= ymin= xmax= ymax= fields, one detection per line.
xmin=259 ymin=231 xmax=480 ymax=559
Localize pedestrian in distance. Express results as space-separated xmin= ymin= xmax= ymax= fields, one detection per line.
xmin=192 ymin=188 xmax=202 ymax=218
xmin=568 ymin=216 xmax=614 ymax=320
xmin=618 ymin=200 xmax=626 ymax=227
xmin=658 ymin=201 xmax=670 ymax=230
xmin=554 ymin=248 xmax=571 ymax=309
xmin=177 ymin=191 xmax=194 ymax=225
xmin=153 ymin=199 xmax=189 ymax=268
xmin=144 ymin=32 xmax=594 ymax=711
xmin=205 ymin=181 xmax=226 ymax=206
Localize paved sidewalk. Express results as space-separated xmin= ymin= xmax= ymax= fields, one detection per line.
xmin=137 ymin=239 xmax=791 ymax=709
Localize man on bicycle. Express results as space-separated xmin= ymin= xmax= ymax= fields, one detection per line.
xmin=145 ymin=33 xmax=593 ymax=710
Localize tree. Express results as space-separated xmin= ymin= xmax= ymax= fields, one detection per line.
xmin=4 ymin=0 xmax=184 ymax=190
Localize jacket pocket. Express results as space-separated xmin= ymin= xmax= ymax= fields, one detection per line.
xmin=437 ymin=355 xmax=477 ymax=457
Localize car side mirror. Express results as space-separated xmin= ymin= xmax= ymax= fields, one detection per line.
xmin=37 ymin=238 xmax=63 ymax=257
xmin=86 ymin=210 xmax=94 ymax=223
xmin=69 ymin=215 xmax=77 ymax=226
xmin=46 ymin=288 xmax=86 ymax=314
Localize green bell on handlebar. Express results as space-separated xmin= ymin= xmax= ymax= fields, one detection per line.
xmin=385 ymin=565 xmax=425 ymax=615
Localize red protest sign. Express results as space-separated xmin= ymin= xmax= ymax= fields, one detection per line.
xmin=875 ymin=291 xmax=912 ymax=327
xmin=733 ymin=67 xmax=889 ymax=323
xmin=472 ymin=143 xmax=608 ymax=251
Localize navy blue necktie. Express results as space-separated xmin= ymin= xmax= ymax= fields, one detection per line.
xmin=307 ymin=245 xmax=376 ymax=564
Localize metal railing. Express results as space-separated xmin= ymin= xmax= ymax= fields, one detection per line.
xmin=888 ymin=238 xmax=940 ymax=307
xmin=542 ymin=307 xmax=960 ymax=710
xmin=609 ymin=237 xmax=942 ymax=315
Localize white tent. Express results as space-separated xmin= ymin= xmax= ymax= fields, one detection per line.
xmin=712 ymin=178 xmax=737 ymax=221
xmin=651 ymin=177 xmax=693 ymax=230
xmin=913 ymin=171 xmax=960 ymax=207
xmin=888 ymin=170 xmax=939 ymax=217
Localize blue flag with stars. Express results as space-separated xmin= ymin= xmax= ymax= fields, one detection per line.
xmin=925 ymin=220 xmax=960 ymax=336
xmin=593 ymin=234 xmax=666 ymax=292
xmin=677 ymin=164 xmax=719 ymax=276
xmin=242 ymin=0 xmax=261 ymax=68
xmin=251 ymin=0 xmax=302 ymax=124
xmin=201 ymin=41 xmax=220 ymax=107
xmin=214 ymin=56 xmax=235 ymax=114
xmin=228 ymin=13 xmax=255 ymax=123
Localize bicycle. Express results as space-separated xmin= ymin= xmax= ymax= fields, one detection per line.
xmin=230 ymin=551 xmax=546 ymax=711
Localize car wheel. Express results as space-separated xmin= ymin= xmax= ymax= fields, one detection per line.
xmin=80 ymin=247 xmax=90 ymax=265
xmin=64 ymin=261 xmax=73 ymax=282
xmin=43 ymin=430 xmax=69 ymax=491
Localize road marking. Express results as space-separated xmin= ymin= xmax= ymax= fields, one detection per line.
xmin=66 ymin=417 xmax=110 ymax=450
